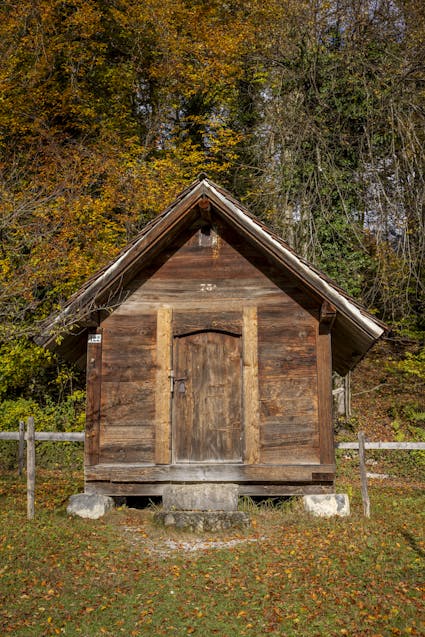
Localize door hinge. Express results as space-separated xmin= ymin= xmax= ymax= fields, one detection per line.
xmin=169 ymin=370 xmax=175 ymax=394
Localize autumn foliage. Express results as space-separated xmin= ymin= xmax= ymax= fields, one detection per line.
xmin=0 ymin=0 xmax=424 ymax=401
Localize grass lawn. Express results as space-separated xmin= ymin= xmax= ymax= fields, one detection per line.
xmin=0 ymin=468 xmax=424 ymax=637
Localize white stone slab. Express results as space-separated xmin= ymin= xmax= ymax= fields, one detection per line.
xmin=303 ymin=494 xmax=350 ymax=517
xmin=67 ymin=493 xmax=115 ymax=519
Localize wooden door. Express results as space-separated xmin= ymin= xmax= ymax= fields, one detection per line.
xmin=173 ymin=330 xmax=242 ymax=463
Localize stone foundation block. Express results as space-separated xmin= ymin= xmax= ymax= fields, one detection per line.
xmin=303 ymin=494 xmax=350 ymax=517
xmin=67 ymin=493 xmax=115 ymax=519
xmin=155 ymin=510 xmax=250 ymax=532
xmin=162 ymin=483 xmax=239 ymax=511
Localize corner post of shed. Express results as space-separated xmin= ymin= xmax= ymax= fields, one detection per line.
xmin=85 ymin=328 xmax=103 ymax=467
xmin=317 ymin=302 xmax=336 ymax=467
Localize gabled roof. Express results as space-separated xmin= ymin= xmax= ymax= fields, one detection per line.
xmin=36 ymin=176 xmax=387 ymax=374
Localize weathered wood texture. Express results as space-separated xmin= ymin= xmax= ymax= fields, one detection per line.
xmin=358 ymin=431 xmax=371 ymax=517
xmin=0 ymin=431 xmax=84 ymax=441
xmin=258 ymin=306 xmax=320 ymax=464
xmin=86 ymin=482 xmax=335 ymax=496
xmin=39 ymin=179 xmax=386 ymax=381
xmin=85 ymin=463 xmax=335 ymax=483
xmin=85 ymin=329 xmax=103 ymax=466
xmin=26 ymin=417 xmax=35 ymax=520
xmin=119 ymin=222 xmax=319 ymax=310
xmin=173 ymin=310 xmax=242 ymax=336
xmin=99 ymin=315 xmax=156 ymax=463
xmin=87 ymin=221 xmax=330 ymax=482
xmin=18 ymin=420 xmax=25 ymax=476
xmin=336 ymin=441 xmax=425 ymax=450
xmin=317 ymin=321 xmax=335 ymax=465
xmin=173 ymin=330 xmax=242 ymax=462
xmin=243 ymin=306 xmax=260 ymax=464
xmin=155 ymin=307 xmax=172 ymax=464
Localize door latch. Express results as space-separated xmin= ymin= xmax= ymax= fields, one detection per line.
xmin=175 ymin=377 xmax=187 ymax=394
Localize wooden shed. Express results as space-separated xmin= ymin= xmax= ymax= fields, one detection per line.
xmin=38 ymin=177 xmax=386 ymax=496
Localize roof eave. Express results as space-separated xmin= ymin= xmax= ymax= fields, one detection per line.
xmin=204 ymin=181 xmax=386 ymax=344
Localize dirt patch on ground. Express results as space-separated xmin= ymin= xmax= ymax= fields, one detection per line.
xmin=109 ymin=507 xmax=267 ymax=556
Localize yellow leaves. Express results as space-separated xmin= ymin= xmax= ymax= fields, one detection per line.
xmin=172 ymin=565 xmax=181 ymax=579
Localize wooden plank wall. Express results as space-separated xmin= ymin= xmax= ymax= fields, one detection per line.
xmin=99 ymin=313 xmax=156 ymax=463
xmin=93 ymin=222 xmax=324 ymax=470
xmin=258 ymin=306 xmax=320 ymax=464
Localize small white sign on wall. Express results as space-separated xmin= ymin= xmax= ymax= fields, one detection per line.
xmin=88 ymin=334 xmax=102 ymax=344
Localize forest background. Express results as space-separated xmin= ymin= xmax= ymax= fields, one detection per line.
xmin=0 ymin=0 xmax=424 ymax=441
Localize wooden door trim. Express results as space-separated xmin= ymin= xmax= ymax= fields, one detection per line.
xmin=155 ymin=307 xmax=172 ymax=464
xmin=243 ymin=306 xmax=260 ymax=464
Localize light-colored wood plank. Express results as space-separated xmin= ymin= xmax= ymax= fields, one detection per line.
xmin=155 ymin=307 xmax=172 ymax=464
xmin=336 ymin=441 xmax=425 ymax=450
xmin=85 ymin=463 xmax=335 ymax=483
xmin=0 ymin=431 xmax=84 ymax=441
xmin=238 ymin=484 xmax=335 ymax=496
xmin=243 ymin=306 xmax=260 ymax=464
xmin=86 ymin=482 xmax=335 ymax=497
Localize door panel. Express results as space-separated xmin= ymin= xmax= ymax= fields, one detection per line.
xmin=173 ymin=331 xmax=242 ymax=463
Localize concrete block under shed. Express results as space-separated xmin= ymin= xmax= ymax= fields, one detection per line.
xmin=67 ymin=493 xmax=114 ymax=519
xmin=303 ymin=494 xmax=350 ymax=517
xmin=162 ymin=483 xmax=239 ymax=511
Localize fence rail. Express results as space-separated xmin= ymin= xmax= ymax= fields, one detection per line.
xmin=336 ymin=441 xmax=425 ymax=450
xmin=0 ymin=431 xmax=84 ymax=442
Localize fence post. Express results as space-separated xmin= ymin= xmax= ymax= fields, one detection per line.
xmin=18 ymin=420 xmax=25 ymax=476
xmin=358 ymin=431 xmax=370 ymax=518
xmin=26 ymin=416 xmax=35 ymax=520
xmin=345 ymin=371 xmax=352 ymax=418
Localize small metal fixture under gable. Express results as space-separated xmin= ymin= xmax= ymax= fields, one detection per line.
xmin=199 ymin=224 xmax=218 ymax=247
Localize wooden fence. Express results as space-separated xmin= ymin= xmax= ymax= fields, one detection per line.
xmin=1 ymin=420 xmax=424 ymax=519
xmin=336 ymin=435 xmax=425 ymax=517
xmin=0 ymin=418 xmax=84 ymax=519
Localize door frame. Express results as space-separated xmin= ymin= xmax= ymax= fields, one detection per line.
xmin=153 ymin=306 xmax=259 ymax=466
